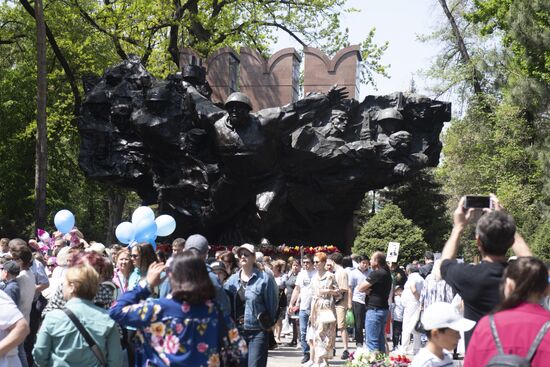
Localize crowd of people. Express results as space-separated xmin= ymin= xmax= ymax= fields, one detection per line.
xmin=0 ymin=194 xmax=548 ymax=367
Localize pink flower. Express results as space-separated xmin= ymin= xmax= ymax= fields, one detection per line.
xmin=164 ymin=334 xmax=180 ymax=354
xmin=175 ymin=323 xmax=184 ymax=334
xmin=197 ymin=342 xmax=209 ymax=353
xmin=181 ymin=302 xmax=190 ymax=313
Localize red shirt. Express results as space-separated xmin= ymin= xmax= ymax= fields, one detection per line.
xmin=464 ymin=302 xmax=550 ymax=367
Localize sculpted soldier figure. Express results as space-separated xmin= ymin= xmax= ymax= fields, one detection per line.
xmin=194 ymin=88 xmax=348 ymax=241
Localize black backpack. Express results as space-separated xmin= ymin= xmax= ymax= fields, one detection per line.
xmin=485 ymin=314 xmax=550 ymax=367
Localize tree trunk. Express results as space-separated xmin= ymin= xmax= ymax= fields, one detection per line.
xmin=34 ymin=0 xmax=47 ymax=232
xmin=437 ymin=0 xmax=483 ymax=95
xmin=106 ymin=189 xmax=126 ymax=245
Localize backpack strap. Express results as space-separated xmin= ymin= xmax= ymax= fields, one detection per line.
xmin=489 ymin=314 xmax=505 ymax=354
xmin=525 ymin=320 xmax=550 ymax=361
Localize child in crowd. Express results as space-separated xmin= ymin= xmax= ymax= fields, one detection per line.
xmin=411 ymin=302 xmax=475 ymax=367
xmin=391 ymin=285 xmax=404 ymax=350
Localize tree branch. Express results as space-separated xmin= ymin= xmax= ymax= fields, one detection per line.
xmin=438 ymin=0 xmax=482 ymax=95
xmin=72 ymin=0 xmax=140 ymax=46
xmin=0 ymin=34 xmax=25 ymax=44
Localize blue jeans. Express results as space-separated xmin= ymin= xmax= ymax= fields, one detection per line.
xmin=242 ymin=330 xmax=268 ymax=367
xmin=299 ymin=310 xmax=310 ymax=355
xmin=365 ymin=308 xmax=388 ymax=353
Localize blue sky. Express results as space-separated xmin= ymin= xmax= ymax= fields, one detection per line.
xmin=272 ymin=0 xmax=444 ymax=99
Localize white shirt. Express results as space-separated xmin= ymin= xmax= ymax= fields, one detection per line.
xmin=17 ymin=269 xmax=36 ymax=322
xmin=410 ymin=348 xmax=453 ymax=367
xmin=295 ymin=269 xmax=316 ymax=311
xmin=402 ymin=272 xmax=424 ymax=305
xmin=349 ymin=267 xmax=370 ymax=304
xmin=0 ymin=290 xmax=24 ymax=367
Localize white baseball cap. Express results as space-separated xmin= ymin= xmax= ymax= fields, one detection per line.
xmin=421 ymin=302 xmax=476 ymax=332
xmin=235 ymin=243 xmax=255 ymax=256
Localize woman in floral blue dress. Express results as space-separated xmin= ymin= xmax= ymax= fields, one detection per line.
xmin=110 ymin=251 xmax=247 ymax=367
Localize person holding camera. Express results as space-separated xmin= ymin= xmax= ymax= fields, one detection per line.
xmin=434 ymin=194 xmax=532 ymax=348
xmin=224 ymin=243 xmax=278 ymax=367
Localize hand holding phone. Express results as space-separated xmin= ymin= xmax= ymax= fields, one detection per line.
xmin=463 ymin=195 xmax=492 ymax=209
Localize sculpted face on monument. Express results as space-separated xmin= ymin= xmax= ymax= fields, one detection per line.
xmin=78 ymin=58 xmax=451 ymax=245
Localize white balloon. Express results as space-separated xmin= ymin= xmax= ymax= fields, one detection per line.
xmin=155 ymin=215 xmax=176 ymax=236
xmin=131 ymin=206 xmax=155 ymax=225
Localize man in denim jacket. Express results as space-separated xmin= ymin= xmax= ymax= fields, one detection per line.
xmin=224 ymin=244 xmax=278 ymax=367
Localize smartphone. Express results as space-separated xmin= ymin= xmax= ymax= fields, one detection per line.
xmin=464 ymin=195 xmax=491 ymax=209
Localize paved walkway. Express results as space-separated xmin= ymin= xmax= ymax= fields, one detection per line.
xmin=267 ymin=334 xmax=350 ymax=367
xmin=266 ymin=333 xmax=465 ymax=367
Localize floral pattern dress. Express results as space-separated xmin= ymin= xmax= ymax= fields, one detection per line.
xmin=109 ymin=284 xmax=247 ymax=367
xmin=309 ymin=271 xmax=339 ymax=360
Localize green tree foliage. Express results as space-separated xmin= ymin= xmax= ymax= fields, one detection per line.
xmin=531 ymin=218 xmax=550 ymax=262
xmin=437 ymin=97 xmax=543 ymax=241
xmin=352 ymin=203 xmax=427 ymax=265
xmin=468 ymin=0 xmax=550 ymax=113
xmin=380 ymin=169 xmax=451 ymax=252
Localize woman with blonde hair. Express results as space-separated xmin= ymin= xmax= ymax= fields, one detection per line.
xmin=307 ymin=252 xmax=339 ymax=367
xmin=33 ymin=264 xmax=123 ymax=366
xmin=113 ymin=248 xmax=133 ymax=294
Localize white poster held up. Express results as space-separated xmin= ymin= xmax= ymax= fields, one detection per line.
xmin=386 ymin=242 xmax=400 ymax=263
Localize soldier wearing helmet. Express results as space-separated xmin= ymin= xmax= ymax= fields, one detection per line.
xmin=224 ymin=92 xmax=253 ymax=129
xmin=195 ymin=86 xmax=348 ymax=238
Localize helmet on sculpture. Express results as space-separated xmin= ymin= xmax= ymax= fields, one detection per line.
xmin=376 ymin=108 xmax=403 ymax=123
xmin=225 ymin=92 xmax=252 ymax=111
xmin=146 ymin=83 xmax=171 ymax=102
xmin=182 ymin=65 xmax=206 ymax=84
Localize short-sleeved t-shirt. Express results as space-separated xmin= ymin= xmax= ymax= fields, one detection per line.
xmin=365 ymin=267 xmax=392 ymax=310
xmin=295 ymin=270 xmax=316 ymax=311
xmin=440 ymin=259 xmax=506 ymax=346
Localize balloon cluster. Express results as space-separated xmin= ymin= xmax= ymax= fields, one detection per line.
xmin=115 ymin=206 xmax=176 ymax=248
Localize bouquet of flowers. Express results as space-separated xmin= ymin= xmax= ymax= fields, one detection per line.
xmin=346 ymin=348 xmax=410 ymax=367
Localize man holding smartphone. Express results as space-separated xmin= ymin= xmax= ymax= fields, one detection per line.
xmin=434 ymin=194 xmax=532 ymax=348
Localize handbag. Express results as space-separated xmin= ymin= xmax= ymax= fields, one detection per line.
xmin=318 ymin=309 xmax=336 ymax=324
xmin=216 ymin=305 xmax=241 ymax=367
xmin=414 ymin=308 xmax=424 ymax=333
xmin=63 ymin=308 xmax=107 ymax=367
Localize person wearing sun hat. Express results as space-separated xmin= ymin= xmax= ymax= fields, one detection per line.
xmin=224 ymin=243 xmax=279 ymax=367
xmin=410 ymin=301 xmax=475 ymax=367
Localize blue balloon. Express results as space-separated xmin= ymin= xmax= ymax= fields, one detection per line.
xmin=132 ymin=206 xmax=155 ymax=225
xmin=54 ymin=209 xmax=75 ymax=234
xmin=134 ymin=218 xmax=157 ymax=245
xmin=115 ymin=222 xmax=135 ymax=245
xmin=155 ymin=215 xmax=176 ymax=236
